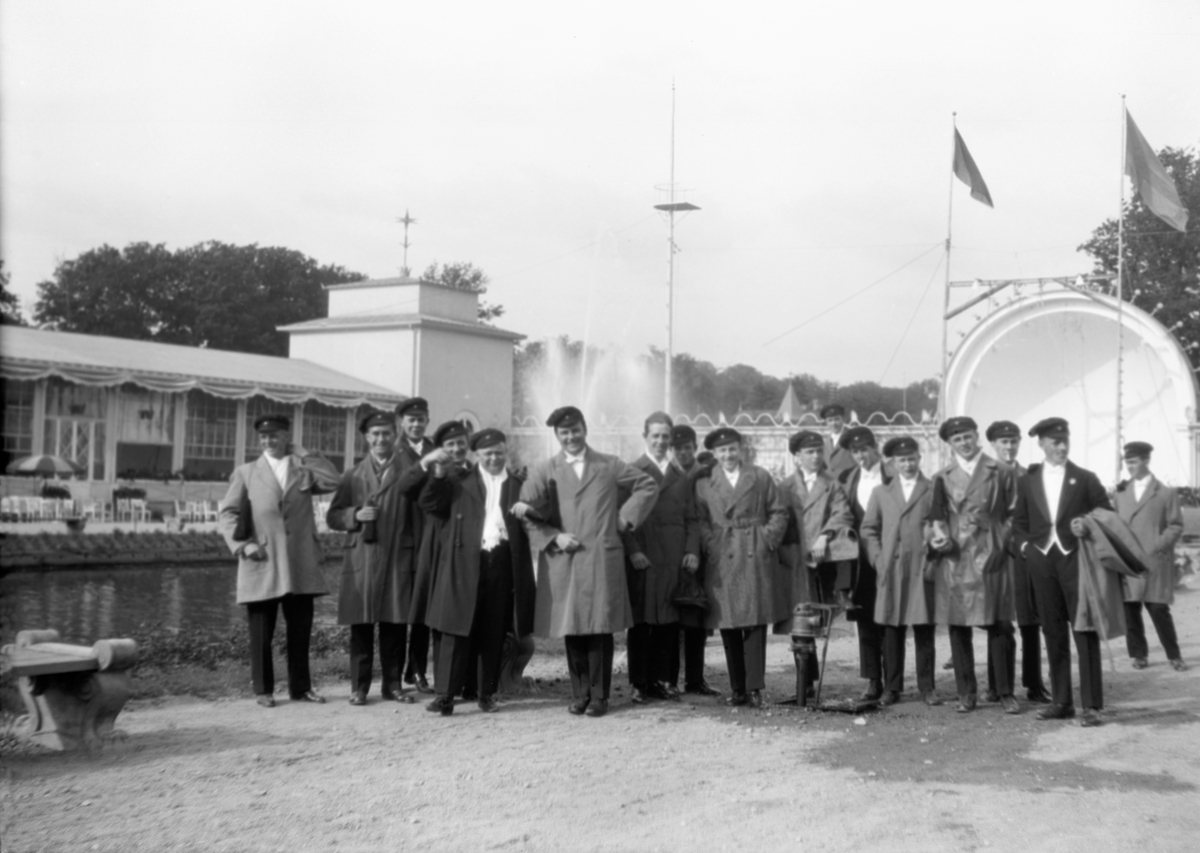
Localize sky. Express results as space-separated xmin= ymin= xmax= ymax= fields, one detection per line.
xmin=2 ymin=1 xmax=1197 ymax=387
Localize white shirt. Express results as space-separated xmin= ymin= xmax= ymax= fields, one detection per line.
xmin=1039 ymin=461 xmax=1069 ymax=554
xmin=650 ymin=455 xmax=670 ymax=476
xmin=802 ymin=470 xmax=819 ymax=493
xmin=957 ymin=451 xmax=982 ymax=480
xmin=900 ymin=475 xmax=917 ymax=502
xmin=1133 ymin=474 xmax=1151 ymax=502
xmin=264 ymin=454 xmax=289 ymax=490
xmin=856 ymin=463 xmax=882 ymax=512
xmin=565 ymin=452 xmax=586 ymax=479
xmin=722 ymin=466 xmax=741 ymax=489
xmin=481 ymin=468 xmax=510 ymax=551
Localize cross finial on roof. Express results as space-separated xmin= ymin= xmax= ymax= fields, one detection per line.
xmin=395 ymin=209 xmax=417 ymax=277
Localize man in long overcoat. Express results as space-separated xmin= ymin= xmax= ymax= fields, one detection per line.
xmin=694 ymin=427 xmax=790 ymax=709
xmin=219 ymin=413 xmax=342 ymax=707
xmin=1115 ymin=441 xmax=1187 ymax=671
xmin=1012 ymin=417 xmax=1113 ymax=727
xmin=861 ymin=436 xmax=941 ymax=706
xmin=418 ymin=427 xmax=536 ymax=714
xmin=836 ymin=426 xmax=889 ymax=701
xmin=515 ymin=406 xmax=656 ymax=718
xmin=987 ymin=420 xmax=1049 ymax=703
xmin=623 ymin=412 xmax=700 ymax=703
xmin=326 ymin=410 xmax=429 ymax=705
xmin=928 ymin=416 xmax=1019 ymax=714
xmin=395 ymin=398 xmax=436 ymax=694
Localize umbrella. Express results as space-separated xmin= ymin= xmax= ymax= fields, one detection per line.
xmin=5 ymin=454 xmax=83 ymax=476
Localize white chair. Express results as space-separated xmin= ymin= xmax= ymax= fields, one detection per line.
xmin=202 ymin=500 xmax=219 ymax=523
xmin=0 ymin=496 xmax=13 ymax=522
xmin=115 ymin=499 xmax=131 ymax=522
xmin=130 ymin=499 xmax=151 ymax=523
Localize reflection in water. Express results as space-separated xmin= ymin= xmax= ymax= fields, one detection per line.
xmin=0 ymin=563 xmax=343 ymax=646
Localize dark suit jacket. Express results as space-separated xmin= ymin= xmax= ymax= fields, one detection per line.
xmin=1012 ymin=460 xmax=1112 ymax=554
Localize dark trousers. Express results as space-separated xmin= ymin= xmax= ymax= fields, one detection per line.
xmin=856 ymin=620 xmax=884 ymax=681
xmin=882 ymin=624 xmax=936 ymax=694
xmin=564 ymin=634 xmax=614 ymax=701
xmin=1027 ymin=545 xmax=1104 ymax=709
xmin=988 ymin=622 xmax=1045 ymax=694
xmin=628 ymin=622 xmax=681 ymax=689
xmin=1125 ymin=601 xmax=1182 ymax=661
xmin=406 ymin=623 xmax=431 ymax=680
xmin=246 ymin=594 xmax=315 ymax=696
xmin=950 ymin=623 xmax=1014 ymax=698
xmin=349 ymin=622 xmax=406 ymax=695
xmin=720 ymin=625 xmax=767 ymax=694
xmin=434 ymin=544 xmax=515 ymax=699
xmin=669 ymin=626 xmax=709 ymax=687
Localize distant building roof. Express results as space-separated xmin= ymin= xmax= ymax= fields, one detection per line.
xmin=0 ymin=326 xmax=403 ymax=409
xmin=279 ymin=312 xmax=525 ymax=341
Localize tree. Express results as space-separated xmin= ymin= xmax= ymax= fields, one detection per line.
xmin=0 ymin=260 xmax=25 ymax=325
xmin=420 ymin=261 xmax=504 ymax=323
xmin=33 ymin=242 xmax=363 ymax=356
xmin=1078 ymin=144 xmax=1200 ymax=369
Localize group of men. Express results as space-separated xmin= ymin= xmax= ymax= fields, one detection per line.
xmin=218 ymin=398 xmax=1187 ymax=727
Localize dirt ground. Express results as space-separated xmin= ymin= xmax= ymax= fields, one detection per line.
xmin=3 ymin=578 xmax=1198 ymax=853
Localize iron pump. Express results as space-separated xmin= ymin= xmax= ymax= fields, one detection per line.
xmin=789 ymin=603 xmax=825 ymax=708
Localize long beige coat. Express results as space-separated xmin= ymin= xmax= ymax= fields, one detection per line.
xmin=1114 ymin=477 xmax=1183 ymax=605
xmin=862 ymin=475 xmax=937 ymax=626
xmin=521 ymin=448 xmax=657 ymax=638
xmin=219 ymin=453 xmax=342 ymax=605
xmin=695 ymin=465 xmax=790 ymax=631
xmin=779 ymin=470 xmax=854 ymax=606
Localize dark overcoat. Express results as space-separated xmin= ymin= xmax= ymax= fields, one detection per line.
xmin=1114 ymin=477 xmax=1183 ymax=605
xmin=837 ymin=463 xmax=893 ymax=621
xmin=219 ymin=452 xmax=342 ymax=605
xmin=998 ymin=460 xmax=1038 ymax=626
xmin=695 ymin=465 xmax=790 ymax=630
xmin=520 ymin=447 xmax=657 ymax=638
xmin=623 ymin=455 xmax=701 ymax=626
xmin=418 ymin=465 xmax=536 ymax=638
xmin=861 ymin=475 xmax=936 ymax=626
xmin=326 ymin=450 xmax=428 ymax=625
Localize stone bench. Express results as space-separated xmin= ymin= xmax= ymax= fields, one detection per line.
xmin=1 ymin=629 xmax=138 ymax=751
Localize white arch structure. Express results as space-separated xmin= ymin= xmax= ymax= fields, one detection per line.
xmin=944 ymin=290 xmax=1198 ymax=486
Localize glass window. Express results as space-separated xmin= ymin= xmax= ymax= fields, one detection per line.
xmin=2 ymin=379 xmax=35 ymax=468
xmin=184 ymin=390 xmax=239 ymax=479
xmin=302 ymin=401 xmax=347 ymax=471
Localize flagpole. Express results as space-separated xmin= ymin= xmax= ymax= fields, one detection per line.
xmin=1115 ymin=94 xmax=1126 ymax=481
xmin=940 ymin=113 xmax=956 ymax=430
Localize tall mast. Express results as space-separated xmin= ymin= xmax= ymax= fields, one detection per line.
xmin=939 ymin=113 xmax=956 ymax=428
xmin=1115 ymin=95 xmax=1127 ymax=479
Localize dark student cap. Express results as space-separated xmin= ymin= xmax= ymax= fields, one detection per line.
xmin=469 ymin=428 xmax=507 ymax=451
xmin=819 ymin=403 xmax=846 ymax=419
xmin=432 ymin=420 xmax=470 ymax=447
xmin=358 ymin=410 xmax=394 ymax=433
xmin=1123 ymin=441 xmax=1153 ymax=460
xmin=938 ymin=416 xmax=978 ymax=442
xmin=789 ymin=430 xmax=825 ymax=454
xmin=703 ymin=427 xmax=742 ymax=450
xmin=395 ymin=397 xmax=430 ymax=418
xmin=546 ymin=406 xmax=586 ymax=429
xmin=985 ymin=420 xmax=1021 ymax=442
xmin=837 ymin=425 xmax=876 ymax=451
xmin=882 ymin=435 xmax=920 ymax=458
xmin=254 ymin=413 xmax=291 ymax=433
xmin=1028 ymin=417 xmax=1070 ymax=439
xmin=670 ymin=424 xmax=698 ymax=448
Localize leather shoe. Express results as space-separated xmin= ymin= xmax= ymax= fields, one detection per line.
xmin=255 ymin=694 xmax=276 ymax=708
xmin=630 ymin=687 xmax=651 ymax=704
xmin=290 ymin=690 xmax=325 ymax=704
xmin=726 ymin=692 xmax=748 ymax=707
xmin=860 ymin=679 xmax=883 ymax=702
xmin=425 ymin=696 xmax=454 ymax=716
xmin=1079 ymin=708 xmax=1102 ymax=727
xmin=955 ymin=694 xmax=977 ymax=714
xmin=349 ymin=691 xmax=367 ymax=706
xmin=657 ymin=682 xmax=682 ymax=701
xmin=748 ymin=690 xmax=764 ymax=709
xmin=1001 ymin=694 xmax=1021 ymax=715
xmin=1025 ymin=687 xmax=1052 ymax=704
xmin=568 ymin=698 xmax=590 ymax=716
xmin=983 ymin=689 xmax=1001 ymax=703
xmin=1036 ymin=703 xmax=1076 ymax=721
xmin=879 ymin=690 xmax=901 ymax=707
xmin=1132 ymin=657 xmax=1149 ymax=670
xmin=414 ymin=674 xmax=434 ymax=694
xmin=920 ymin=691 xmax=943 ymax=707
xmin=585 ymin=698 xmax=608 ymax=717
xmin=685 ymin=681 xmax=721 ymax=696
xmin=1170 ymin=658 xmax=1188 ymax=672
xmin=478 ymin=695 xmax=499 ymax=713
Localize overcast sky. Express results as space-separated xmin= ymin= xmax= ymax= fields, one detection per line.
xmin=2 ymin=1 xmax=1197 ymax=386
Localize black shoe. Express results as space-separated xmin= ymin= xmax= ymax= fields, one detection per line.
xmin=659 ymin=682 xmax=682 ymax=701
xmin=1170 ymin=658 xmax=1189 ymax=672
xmin=349 ymin=691 xmax=367 ymax=706
xmin=860 ymin=679 xmax=883 ymax=702
xmin=1001 ymin=695 xmax=1022 ymax=715
xmin=983 ymin=689 xmax=1001 ymax=703
xmin=568 ymin=698 xmax=590 ymax=716
xmin=726 ymin=692 xmax=748 ymax=707
xmin=585 ymin=699 xmax=609 ymax=717
xmin=879 ymin=690 xmax=901 ymax=707
xmin=414 ymin=674 xmax=434 ymax=694
xmin=290 ymin=690 xmax=325 ymax=704
xmin=426 ymin=696 xmax=454 ymax=716
xmin=630 ymin=687 xmax=651 ymax=704
xmin=1036 ymin=703 xmax=1076 ymax=721
xmin=920 ymin=691 xmax=943 ymax=707
xmin=478 ymin=695 xmax=499 ymax=713
xmin=461 ymin=688 xmax=479 ymax=701
xmin=1025 ymin=686 xmax=1052 ymax=705
xmin=1131 ymin=657 xmax=1149 ymax=670
xmin=1079 ymin=708 xmax=1102 ymax=727
xmin=255 ymin=694 xmax=276 ymax=708
xmin=685 ymin=681 xmax=721 ymax=696
xmin=644 ymin=683 xmax=672 ymax=701
xmin=955 ymin=694 xmax=977 ymax=714
xmin=748 ymin=690 xmax=764 ymax=709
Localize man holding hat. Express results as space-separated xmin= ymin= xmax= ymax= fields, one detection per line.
xmin=219 ymin=414 xmax=342 ymax=707
xmin=1012 ymin=417 xmax=1113 ymax=726
xmin=327 ymin=409 xmax=432 ymax=705
xmin=820 ymin=404 xmax=857 ymax=479
xmin=1114 ymin=442 xmax=1187 ymax=672
xmin=986 ymin=420 xmax=1049 ymax=704
xmin=694 ymin=427 xmax=790 ymax=708
xmin=928 ymin=416 xmax=1019 ymax=714
xmin=395 ymin=398 xmax=437 ymax=694
xmin=835 ymin=426 xmax=889 ymax=701
xmin=623 ymin=412 xmax=701 ymax=703
xmin=861 ymin=435 xmax=940 ymax=706
xmin=418 ymin=427 xmax=537 ymax=714
xmin=515 ymin=406 xmax=657 ymax=718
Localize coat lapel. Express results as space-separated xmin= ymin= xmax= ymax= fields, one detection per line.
xmin=1028 ymin=468 xmax=1052 ymax=525
xmin=254 ymin=455 xmax=284 ymax=500
xmin=805 ymin=474 xmax=828 ymax=510
xmin=900 ymin=476 xmax=929 ymax=516
xmin=1058 ymin=462 xmax=1082 ymax=521
xmin=576 ymin=448 xmax=600 ymax=494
